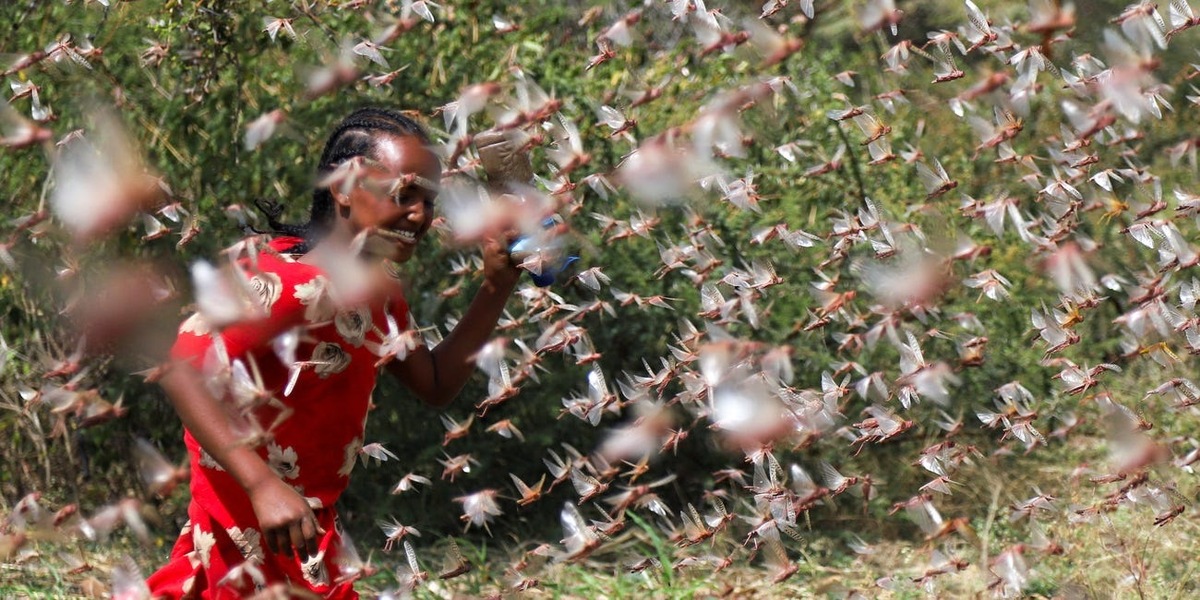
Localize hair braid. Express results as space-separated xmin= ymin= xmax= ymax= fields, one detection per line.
xmin=256 ymin=107 xmax=431 ymax=253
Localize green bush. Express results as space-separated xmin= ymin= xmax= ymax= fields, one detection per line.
xmin=4 ymin=1 xmax=1200 ymax=597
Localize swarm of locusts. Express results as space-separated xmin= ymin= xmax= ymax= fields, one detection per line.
xmin=4 ymin=0 xmax=1200 ymax=597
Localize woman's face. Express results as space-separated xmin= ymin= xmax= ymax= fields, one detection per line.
xmin=340 ymin=133 xmax=441 ymax=262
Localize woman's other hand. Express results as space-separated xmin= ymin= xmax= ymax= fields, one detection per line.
xmin=248 ymin=477 xmax=325 ymax=560
xmin=482 ymin=226 xmax=522 ymax=290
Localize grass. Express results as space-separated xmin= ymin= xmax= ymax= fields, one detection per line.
xmin=6 ymin=456 xmax=1200 ymax=599
xmin=7 ymin=501 xmax=1197 ymax=600
xmin=2 ymin=467 xmax=1197 ymax=600
xmin=0 ymin=526 xmax=1193 ymax=600
xmin=6 ymin=371 xmax=1200 ymax=599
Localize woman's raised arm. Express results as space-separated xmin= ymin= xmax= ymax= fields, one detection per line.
xmin=386 ymin=231 xmax=520 ymax=408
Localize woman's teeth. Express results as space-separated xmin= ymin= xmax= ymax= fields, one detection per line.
xmin=377 ymin=229 xmax=417 ymax=243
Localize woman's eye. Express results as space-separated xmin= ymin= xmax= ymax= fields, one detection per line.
xmin=392 ymin=189 xmax=417 ymax=205
xmin=395 ymin=188 xmax=434 ymax=208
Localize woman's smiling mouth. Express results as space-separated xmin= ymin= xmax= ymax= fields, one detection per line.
xmin=375 ymin=228 xmax=419 ymax=244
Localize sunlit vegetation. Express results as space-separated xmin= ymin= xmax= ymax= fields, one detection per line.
xmin=4 ymin=0 xmax=1200 ymax=597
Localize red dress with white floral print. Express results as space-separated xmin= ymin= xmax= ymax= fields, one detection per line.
xmin=147 ymin=237 xmax=409 ymax=599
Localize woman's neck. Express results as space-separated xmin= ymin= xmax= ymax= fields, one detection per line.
xmin=301 ymin=227 xmax=401 ymax=266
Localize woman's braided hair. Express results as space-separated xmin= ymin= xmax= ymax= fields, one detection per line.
xmin=255 ymin=107 xmax=432 ymax=253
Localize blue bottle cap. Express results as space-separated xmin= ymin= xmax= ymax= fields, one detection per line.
xmin=529 ymin=255 xmax=580 ymax=287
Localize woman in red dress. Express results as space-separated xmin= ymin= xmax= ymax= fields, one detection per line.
xmin=146 ymin=108 xmax=523 ymax=598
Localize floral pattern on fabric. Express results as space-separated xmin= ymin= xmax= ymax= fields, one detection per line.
xmin=294 ymin=275 xmax=336 ymax=322
xmin=335 ymin=307 xmax=371 ymax=347
xmin=338 ymin=436 xmax=362 ymax=478
xmin=198 ymin=447 xmax=223 ymax=471
xmin=267 ymin=442 xmax=300 ymax=480
xmin=312 ymin=342 xmax=351 ymax=378
xmin=193 ymin=525 xmax=216 ymax=570
xmin=147 ymin=237 xmax=411 ymax=600
xmin=248 ymin=271 xmax=283 ymax=310
xmin=301 ymin=548 xmax=331 ymax=588
xmin=179 ymin=313 xmax=211 ymax=336
xmin=226 ymin=525 xmax=265 ymax=562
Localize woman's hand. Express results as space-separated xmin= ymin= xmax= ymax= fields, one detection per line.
xmin=248 ymin=476 xmax=324 ymax=560
xmin=481 ymin=227 xmax=522 ymax=291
